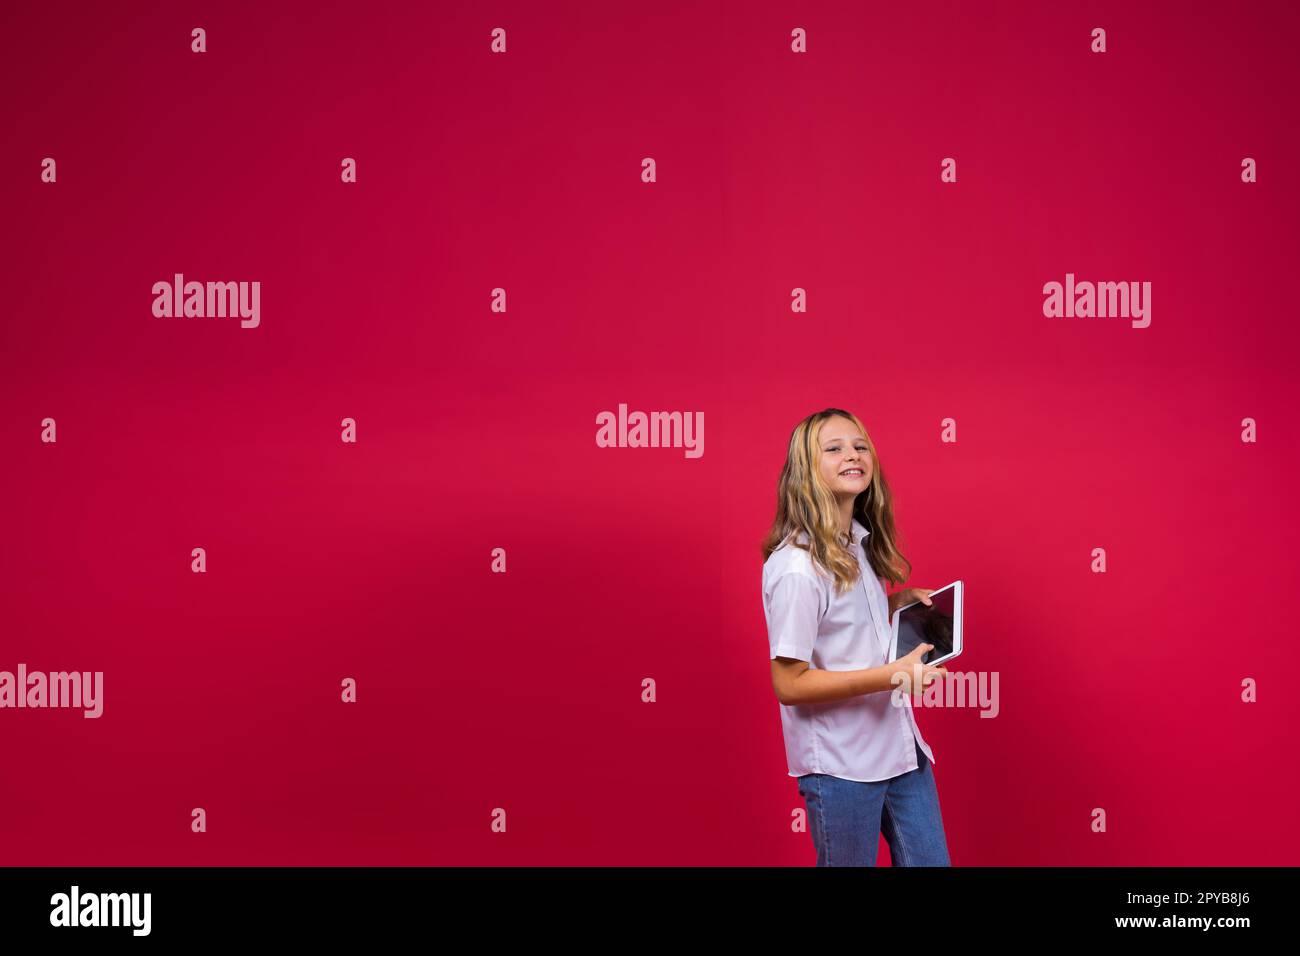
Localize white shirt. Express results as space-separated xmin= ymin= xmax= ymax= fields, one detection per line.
xmin=762 ymin=518 xmax=935 ymax=782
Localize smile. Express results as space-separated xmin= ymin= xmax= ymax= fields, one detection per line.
xmin=840 ymin=469 xmax=864 ymax=477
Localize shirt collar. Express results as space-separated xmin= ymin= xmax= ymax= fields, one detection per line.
xmin=850 ymin=518 xmax=870 ymax=545
xmin=827 ymin=520 xmax=871 ymax=548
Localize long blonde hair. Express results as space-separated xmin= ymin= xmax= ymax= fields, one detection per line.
xmin=760 ymin=408 xmax=913 ymax=595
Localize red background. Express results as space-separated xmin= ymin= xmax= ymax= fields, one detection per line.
xmin=2 ymin=1 xmax=1297 ymax=865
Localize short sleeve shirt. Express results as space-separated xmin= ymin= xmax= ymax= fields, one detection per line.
xmin=761 ymin=518 xmax=935 ymax=782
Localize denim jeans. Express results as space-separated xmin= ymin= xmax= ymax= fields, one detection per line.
xmin=796 ymin=742 xmax=951 ymax=866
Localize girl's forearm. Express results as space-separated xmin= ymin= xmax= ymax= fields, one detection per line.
xmin=786 ymin=661 xmax=900 ymax=706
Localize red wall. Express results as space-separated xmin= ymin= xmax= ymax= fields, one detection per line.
xmin=2 ymin=0 xmax=1296 ymax=865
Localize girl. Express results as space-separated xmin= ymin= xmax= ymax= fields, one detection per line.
xmin=760 ymin=407 xmax=952 ymax=866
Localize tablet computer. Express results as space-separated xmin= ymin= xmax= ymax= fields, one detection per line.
xmin=890 ymin=580 xmax=963 ymax=667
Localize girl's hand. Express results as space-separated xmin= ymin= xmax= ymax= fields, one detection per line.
xmin=888 ymin=587 xmax=934 ymax=617
xmin=890 ymin=643 xmax=948 ymax=699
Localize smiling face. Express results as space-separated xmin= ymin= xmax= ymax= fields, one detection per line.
xmin=818 ymin=415 xmax=874 ymax=498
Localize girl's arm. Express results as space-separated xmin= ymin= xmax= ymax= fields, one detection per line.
xmin=771 ymin=656 xmax=901 ymax=706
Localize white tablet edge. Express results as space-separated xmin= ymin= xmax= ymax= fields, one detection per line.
xmin=889 ymin=580 xmax=962 ymax=666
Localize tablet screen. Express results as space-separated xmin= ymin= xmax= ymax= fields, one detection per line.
xmin=894 ymin=587 xmax=956 ymax=664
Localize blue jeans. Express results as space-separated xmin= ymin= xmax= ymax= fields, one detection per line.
xmin=796 ymin=742 xmax=951 ymax=866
